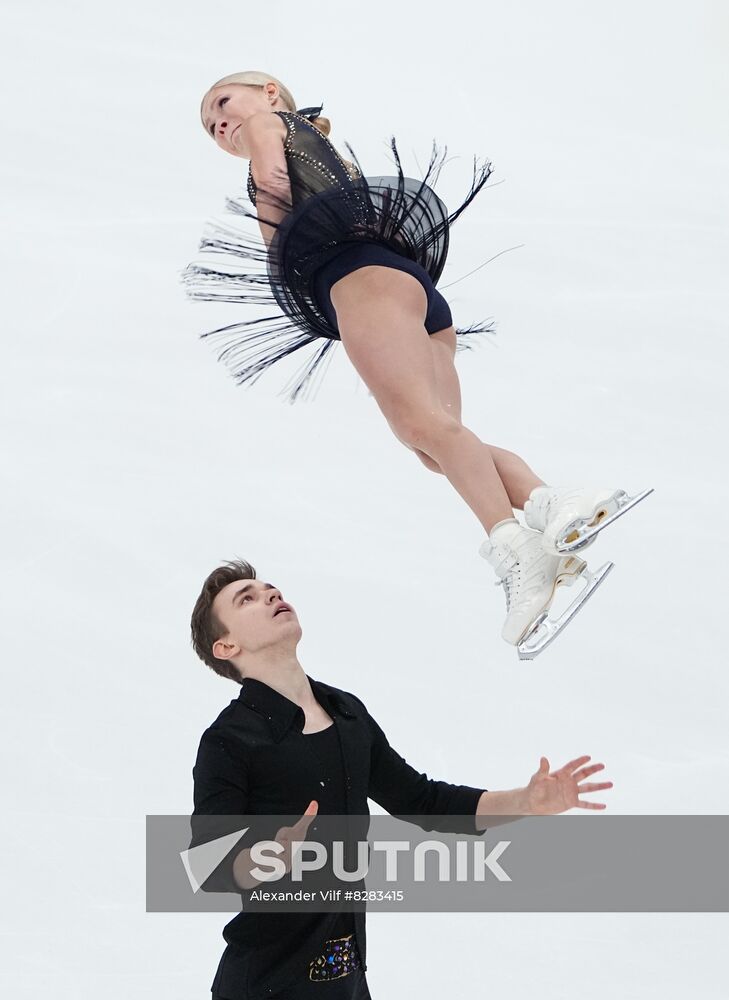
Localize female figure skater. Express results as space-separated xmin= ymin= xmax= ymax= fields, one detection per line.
xmin=185 ymin=70 xmax=652 ymax=660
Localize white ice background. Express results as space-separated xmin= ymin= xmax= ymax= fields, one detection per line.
xmin=1 ymin=0 xmax=727 ymax=997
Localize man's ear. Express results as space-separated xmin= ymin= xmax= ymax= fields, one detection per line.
xmin=212 ymin=637 xmax=239 ymax=661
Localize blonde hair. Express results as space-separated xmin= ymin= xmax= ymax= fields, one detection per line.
xmin=200 ymin=70 xmax=332 ymax=138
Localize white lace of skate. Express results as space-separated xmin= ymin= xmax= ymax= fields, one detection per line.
xmin=493 ymin=555 xmax=519 ymax=611
xmin=490 ymin=549 xmax=519 ymax=611
xmin=495 ymin=575 xmax=514 ymax=611
xmin=491 ymin=547 xmax=518 ymax=574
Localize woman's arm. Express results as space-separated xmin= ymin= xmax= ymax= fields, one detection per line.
xmin=235 ymin=111 xmax=293 ymax=247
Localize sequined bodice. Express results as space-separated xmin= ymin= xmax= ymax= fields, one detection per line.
xmin=246 ymin=110 xmax=362 ymax=209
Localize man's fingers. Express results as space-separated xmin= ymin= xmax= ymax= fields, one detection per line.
xmin=559 ymin=755 xmax=591 ymax=774
xmin=273 ymin=806 xmax=318 ymax=871
xmin=573 ymin=763 xmax=605 ymax=781
xmin=291 ymin=800 xmax=319 ymax=838
xmin=277 ymin=801 xmax=318 ymax=839
xmin=275 ymin=802 xmax=319 ymax=855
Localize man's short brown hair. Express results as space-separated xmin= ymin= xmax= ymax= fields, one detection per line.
xmin=190 ymin=559 xmax=257 ymax=684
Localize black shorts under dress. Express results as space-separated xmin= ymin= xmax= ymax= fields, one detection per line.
xmin=183 ymin=105 xmax=496 ymax=403
xmin=313 ymin=242 xmax=454 ymax=337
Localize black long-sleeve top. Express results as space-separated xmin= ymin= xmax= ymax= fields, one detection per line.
xmin=190 ymin=675 xmax=488 ymax=999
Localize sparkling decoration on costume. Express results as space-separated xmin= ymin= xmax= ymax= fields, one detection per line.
xmin=246 ymin=112 xmax=362 ymax=208
xmin=308 ymin=933 xmax=362 ymax=981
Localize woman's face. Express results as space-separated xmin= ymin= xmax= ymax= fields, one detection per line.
xmin=201 ymin=82 xmax=281 ymax=157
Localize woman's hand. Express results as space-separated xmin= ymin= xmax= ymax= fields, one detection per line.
xmin=525 ymin=755 xmax=613 ymax=814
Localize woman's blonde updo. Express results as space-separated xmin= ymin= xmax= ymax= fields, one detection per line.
xmin=200 ymin=69 xmax=332 ymax=138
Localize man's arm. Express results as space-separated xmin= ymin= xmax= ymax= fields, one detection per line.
xmin=477 ymin=754 xmax=613 ymax=825
xmin=352 ymin=694 xmax=489 ymax=835
xmin=352 ymin=694 xmax=612 ymax=833
xmin=190 ymin=730 xmax=256 ymax=892
xmin=237 ymin=111 xmax=293 ymax=248
xmin=474 ymin=788 xmax=530 ymax=831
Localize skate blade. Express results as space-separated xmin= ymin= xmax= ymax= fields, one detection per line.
xmin=516 ymin=561 xmax=615 ymax=660
xmin=555 ymin=555 xmax=587 ymax=587
xmin=556 ymin=488 xmax=655 ymax=554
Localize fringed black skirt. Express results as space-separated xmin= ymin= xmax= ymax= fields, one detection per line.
xmin=182 ymin=138 xmax=496 ymax=403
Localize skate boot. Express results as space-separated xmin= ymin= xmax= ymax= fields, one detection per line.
xmin=523 ymin=485 xmax=654 ymax=556
xmin=479 ymin=518 xmax=614 ymax=660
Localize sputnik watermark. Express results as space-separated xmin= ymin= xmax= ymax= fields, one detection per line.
xmin=149 ymin=815 xmax=729 ymax=912
xmin=180 ymin=825 xmax=251 ymax=893
xmin=180 ymin=829 xmax=511 ymax=892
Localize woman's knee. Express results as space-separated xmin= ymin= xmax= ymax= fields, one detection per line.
xmin=412 ymin=447 xmax=444 ymax=473
xmin=387 ymin=404 xmax=461 ymax=452
xmin=386 ymin=420 xmax=443 ymax=472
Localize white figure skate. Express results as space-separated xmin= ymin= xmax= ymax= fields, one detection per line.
xmin=524 ymin=486 xmax=654 ymax=555
xmin=479 ymin=520 xmax=614 ymax=660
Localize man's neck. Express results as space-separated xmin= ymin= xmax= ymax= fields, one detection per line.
xmin=240 ymin=656 xmax=315 ymax=710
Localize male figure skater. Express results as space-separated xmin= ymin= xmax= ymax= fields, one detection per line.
xmin=189 ymin=559 xmax=612 ymax=999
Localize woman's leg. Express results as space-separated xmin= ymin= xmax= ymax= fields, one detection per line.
xmin=411 ymin=325 xmax=547 ymax=510
xmin=330 ymin=265 xmax=515 ymax=533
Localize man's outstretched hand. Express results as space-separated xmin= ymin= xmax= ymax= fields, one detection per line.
xmin=525 ymin=755 xmax=613 ymax=814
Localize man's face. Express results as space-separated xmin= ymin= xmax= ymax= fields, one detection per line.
xmin=211 ymin=578 xmax=301 ymax=661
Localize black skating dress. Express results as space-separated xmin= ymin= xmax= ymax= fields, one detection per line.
xmin=183 ymin=105 xmax=496 ymax=403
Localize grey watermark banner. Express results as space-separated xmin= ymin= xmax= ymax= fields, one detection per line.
xmin=146 ymin=814 xmax=729 ymax=912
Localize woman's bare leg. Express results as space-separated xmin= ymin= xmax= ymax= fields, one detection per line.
xmin=330 ymin=266 xmax=516 ymax=533
xmin=411 ymin=325 xmax=547 ymax=509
